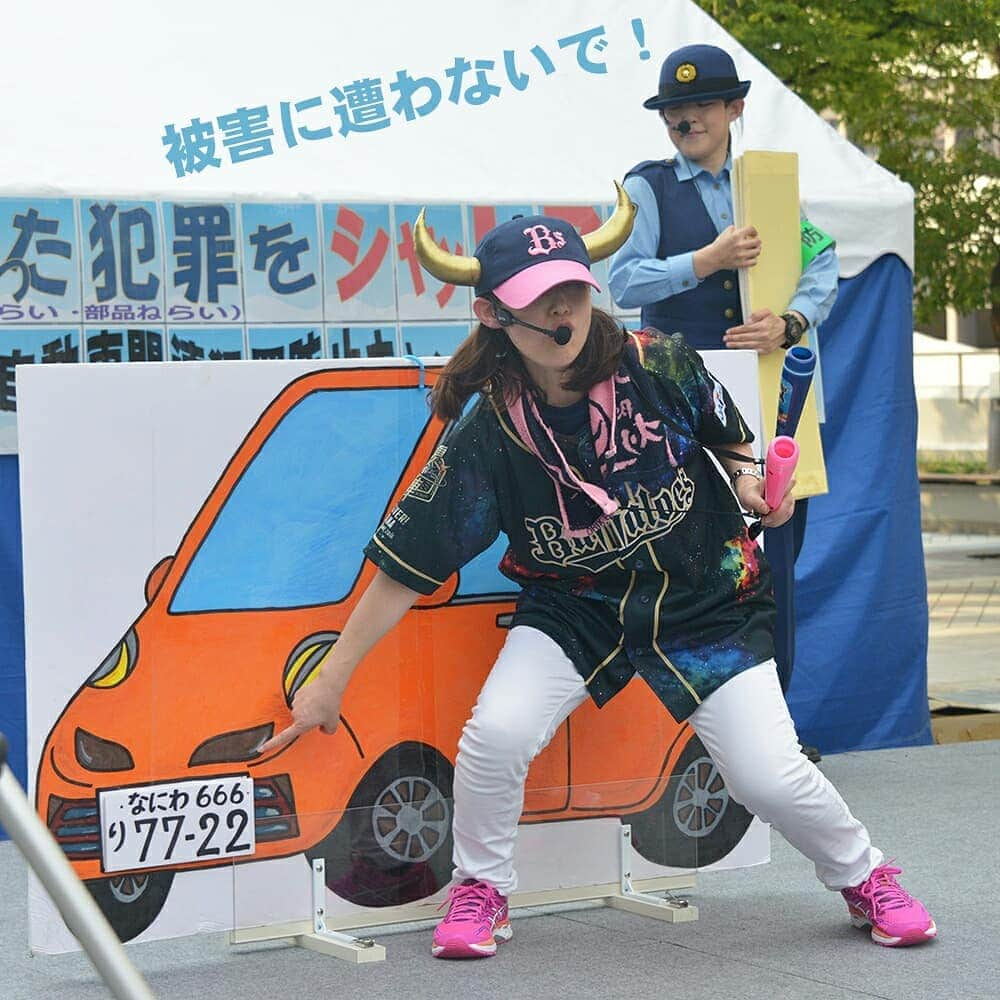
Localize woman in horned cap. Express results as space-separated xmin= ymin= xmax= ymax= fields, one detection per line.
xmin=261 ymin=190 xmax=934 ymax=958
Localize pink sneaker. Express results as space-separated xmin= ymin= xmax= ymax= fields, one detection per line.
xmin=431 ymin=879 xmax=512 ymax=959
xmin=842 ymin=863 xmax=937 ymax=947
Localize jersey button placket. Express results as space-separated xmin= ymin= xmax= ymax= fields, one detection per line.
xmin=625 ymin=563 xmax=660 ymax=663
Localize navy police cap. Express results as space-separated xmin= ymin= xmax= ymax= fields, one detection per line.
xmin=643 ymin=44 xmax=751 ymax=110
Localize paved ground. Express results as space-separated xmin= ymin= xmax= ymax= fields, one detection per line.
xmin=0 ymin=532 xmax=995 ymax=997
xmin=5 ymin=741 xmax=997 ymax=1000
xmin=923 ymin=532 xmax=1000 ymax=711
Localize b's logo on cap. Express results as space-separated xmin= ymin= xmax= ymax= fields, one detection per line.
xmin=675 ymin=63 xmax=697 ymax=83
xmin=523 ymin=224 xmax=566 ymax=257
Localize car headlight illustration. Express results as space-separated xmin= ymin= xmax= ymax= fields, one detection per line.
xmin=189 ymin=723 xmax=275 ymax=766
xmin=87 ymin=629 xmax=139 ymax=689
xmin=282 ymin=632 xmax=339 ymax=706
xmin=74 ymin=728 xmax=135 ymax=771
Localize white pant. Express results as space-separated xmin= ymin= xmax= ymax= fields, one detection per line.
xmin=452 ymin=626 xmax=882 ymax=896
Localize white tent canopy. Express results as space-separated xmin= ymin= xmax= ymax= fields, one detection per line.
xmin=1 ymin=0 xmax=911 ymax=277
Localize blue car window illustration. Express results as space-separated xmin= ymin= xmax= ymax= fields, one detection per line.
xmin=170 ymin=386 xmax=430 ymax=612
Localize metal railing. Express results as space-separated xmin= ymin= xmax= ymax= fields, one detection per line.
xmin=0 ymin=733 xmax=155 ymax=999
xmin=914 ymin=349 xmax=999 ymax=404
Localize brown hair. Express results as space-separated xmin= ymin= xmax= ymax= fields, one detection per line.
xmin=430 ymin=307 xmax=628 ymax=421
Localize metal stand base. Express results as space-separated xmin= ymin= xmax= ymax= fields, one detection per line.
xmin=232 ymin=824 xmax=698 ymax=962
xmin=296 ymin=859 xmax=387 ymax=963
xmin=608 ymin=824 xmax=698 ymax=923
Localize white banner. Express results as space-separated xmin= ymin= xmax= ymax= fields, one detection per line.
xmin=0 ymin=0 xmax=911 ymax=276
xmin=0 ymin=0 xmax=914 ymax=453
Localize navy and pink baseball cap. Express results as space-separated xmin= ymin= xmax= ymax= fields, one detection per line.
xmin=473 ymin=215 xmax=601 ymax=308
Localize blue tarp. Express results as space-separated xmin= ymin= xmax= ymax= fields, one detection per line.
xmin=791 ymin=253 xmax=931 ymax=752
xmin=0 ymin=252 xmax=931 ymax=840
xmin=0 ymin=453 xmax=26 ymax=804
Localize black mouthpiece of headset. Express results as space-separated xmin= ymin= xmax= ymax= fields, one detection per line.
xmin=490 ymin=297 xmax=572 ymax=347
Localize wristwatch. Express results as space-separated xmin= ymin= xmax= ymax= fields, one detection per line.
xmin=781 ymin=312 xmax=806 ymax=349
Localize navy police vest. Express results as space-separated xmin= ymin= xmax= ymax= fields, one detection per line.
xmin=624 ymin=160 xmax=743 ymax=350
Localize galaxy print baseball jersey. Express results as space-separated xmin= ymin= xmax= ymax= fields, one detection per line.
xmin=365 ymin=329 xmax=776 ymax=721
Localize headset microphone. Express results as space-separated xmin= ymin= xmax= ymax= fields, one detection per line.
xmin=547 ymin=324 xmax=573 ymax=347
xmin=493 ymin=304 xmax=572 ymax=346
xmin=675 ymin=119 xmax=692 ymax=135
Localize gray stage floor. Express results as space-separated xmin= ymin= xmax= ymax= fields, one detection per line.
xmin=2 ymin=739 xmax=996 ymax=1000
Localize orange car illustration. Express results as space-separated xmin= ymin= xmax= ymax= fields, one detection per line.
xmin=35 ymin=364 xmax=753 ymax=942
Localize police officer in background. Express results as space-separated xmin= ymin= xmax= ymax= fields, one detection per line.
xmin=610 ymin=44 xmax=839 ymax=761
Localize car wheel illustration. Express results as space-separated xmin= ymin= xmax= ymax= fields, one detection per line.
xmin=85 ymin=870 xmax=175 ymax=942
xmin=306 ymin=741 xmax=454 ymax=908
xmin=625 ymin=734 xmax=754 ymax=868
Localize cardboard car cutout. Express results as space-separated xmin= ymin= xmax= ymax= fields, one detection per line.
xmin=36 ymin=365 xmax=753 ymax=941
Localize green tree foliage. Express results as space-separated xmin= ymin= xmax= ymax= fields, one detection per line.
xmin=710 ymin=0 xmax=999 ymax=330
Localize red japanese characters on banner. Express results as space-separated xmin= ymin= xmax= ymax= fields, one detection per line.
xmin=330 ymin=206 xmax=391 ymax=302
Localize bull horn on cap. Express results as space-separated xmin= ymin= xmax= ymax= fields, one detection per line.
xmin=413 ymin=209 xmax=482 ymax=286
xmin=413 ymin=181 xmax=635 ymax=283
xmin=583 ymin=181 xmax=637 ymax=262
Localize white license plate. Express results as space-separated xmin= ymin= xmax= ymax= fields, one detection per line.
xmin=98 ymin=776 xmax=256 ymax=873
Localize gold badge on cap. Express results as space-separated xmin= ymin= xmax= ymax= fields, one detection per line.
xmin=676 ymin=63 xmax=697 ymax=83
